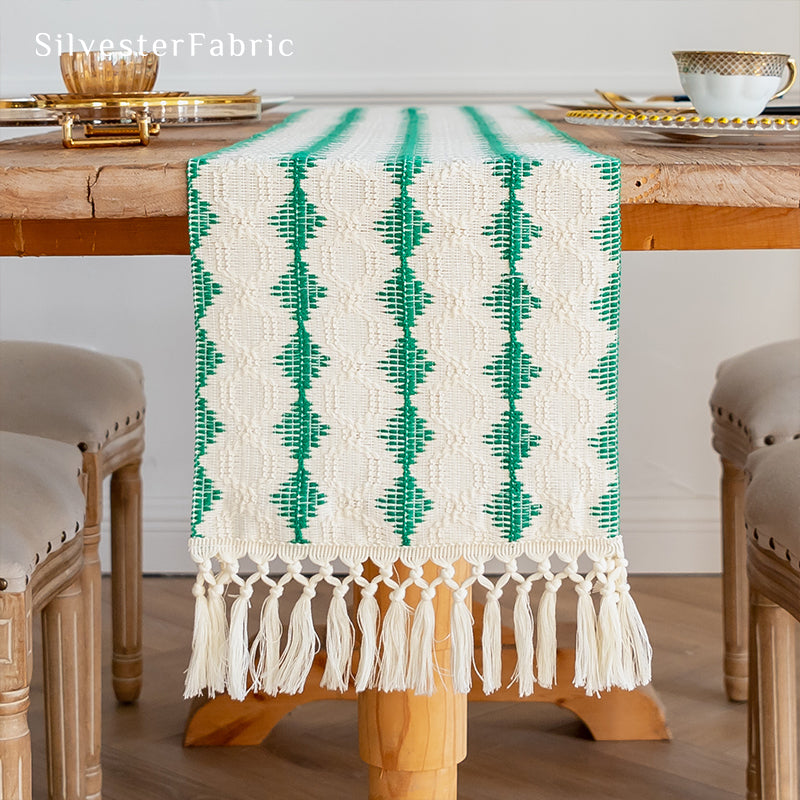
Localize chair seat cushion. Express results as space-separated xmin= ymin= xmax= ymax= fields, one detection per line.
xmin=0 ymin=432 xmax=85 ymax=594
xmin=0 ymin=341 xmax=145 ymax=453
xmin=710 ymin=339 xmax=800 ymax=468
xmin=745 ymin=438 xmax=800 ymax=564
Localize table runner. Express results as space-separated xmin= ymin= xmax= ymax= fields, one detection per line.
xmin=184 ymin=105 xmax=651 ymax=701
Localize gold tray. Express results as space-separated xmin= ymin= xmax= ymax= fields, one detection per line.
xmin=0 ymin=93 xmax=291 ymax=146
xmin=32 ymin=91 xmax=190 ymax=103
xmin=30 ymin=91 xmax=265 ymax=124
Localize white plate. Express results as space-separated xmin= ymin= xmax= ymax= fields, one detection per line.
xmin=260 ymin=97 xmax=293 ymax=112
xmin=564 ymin=109 xmax=800 ymax=142
xmin=545 ymin=95 xmax=694 ymax=112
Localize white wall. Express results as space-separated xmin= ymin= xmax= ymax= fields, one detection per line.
xmin=1 ymin=0 xmax=799 ymax=573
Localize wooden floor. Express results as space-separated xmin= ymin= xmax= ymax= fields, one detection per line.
xmin=26 ymin=575 xmax=799 ymax=799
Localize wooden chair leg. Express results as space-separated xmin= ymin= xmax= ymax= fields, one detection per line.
xmin=358 ymin=561 xmax=468 ymax=800
xmin=81 ymin=452 xmax=103 ymax=799
xmin=751 ymin=588 xmax=798 ymax=800
xmin=41 ymin=575 xmax=86 ymax=800
xmin=721 ymin=459 xmax=749 ymax=702
xmin=110 ymin=460 xmax=143 ymax=704
xmin=0 ymin=590 xmax=33 ymax=799
xmin=747 ymin=588 xmax=760 ymax=800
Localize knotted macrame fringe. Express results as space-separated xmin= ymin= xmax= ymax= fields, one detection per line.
xmin=184 ymin=550 xmax=652 ymax=700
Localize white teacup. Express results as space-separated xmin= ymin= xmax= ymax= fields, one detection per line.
xmin=673 ymin=50 xmax=796 ymax=119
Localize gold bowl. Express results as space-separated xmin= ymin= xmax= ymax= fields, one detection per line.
xmin=60 ymin=51 xmax=159 ymax=95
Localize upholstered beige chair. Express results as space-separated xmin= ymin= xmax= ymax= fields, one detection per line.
xmin=709 ymin=339 xmax=800 ymax=701
xmin=0 ymin=341 xmax=146 ymax=799
xmin=744 ymin=438 xmax=800 ymax=800
xmin=0 ymin=431 xmax=88 ymax=799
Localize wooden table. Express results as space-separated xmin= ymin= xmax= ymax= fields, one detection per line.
xmin=2 ymin=108 xmax=797 ymax=800
xmin=2 ymin=110 xmax=798 ymax=256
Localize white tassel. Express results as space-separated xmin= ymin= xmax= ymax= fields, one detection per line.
xmin=378 ymin=592 xmax=410 ymax=692
xmin=481 ymin=590 xmax=503 ymax=694
xmin=226 ymin=584 xmax=253 ymax=700
xmin=406 ymin=589 xmax=436 ymax=695
xmin=619 ymin=586 xmax=653 ymax=686
xmin=277 ymin=590 xmax=319 ymax=695
xmin=354 ymin=585 xmax=379 ymax=692
xmin=597 ymin=586 xmax=624 ymax=691
xmin=321 ymin=586 xmax=354 ymax=692
xmin=184 ymin=580 xmax=211 ymax=698
xmin=536 ymin=585 xmax=558 ymax=689
xmin=574 ymin=582 xmax=600 ymax=695
xmin=206 ymin=584 xmax=229 ymax=697
xmin=450 ymin=587 xmax=474 ymax=695
xmin=249 ymin=589 xmax=283 ymax=695
xmin=511 ymin=584 xmax=535 ymax=696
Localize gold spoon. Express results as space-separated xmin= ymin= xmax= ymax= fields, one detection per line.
xmin=595 ymin=90 xmax=629 ymax=112
xmin=595 ymin=89 xmax=694 ymax=111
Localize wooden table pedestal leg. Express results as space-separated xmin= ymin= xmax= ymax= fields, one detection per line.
xmin=358 ymin=561 xmax=469 ymax=800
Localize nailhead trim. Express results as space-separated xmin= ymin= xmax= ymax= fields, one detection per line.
xmin=751 ymin=526 xmax=800 ymax=573
xmin=711 ymin=404 xmax=799 ymax=448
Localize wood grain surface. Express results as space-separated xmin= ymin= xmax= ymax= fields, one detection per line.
xmin=23 ymin=575 xmax=800 ymax=800
xmin=1 ymin=109 xmax=798 ymax=222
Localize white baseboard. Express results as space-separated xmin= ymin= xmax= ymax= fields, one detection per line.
xmin=100 ymin=494 xmax=721 ymax=575
xmin=621 ymin=496 xmax=720 ymax=574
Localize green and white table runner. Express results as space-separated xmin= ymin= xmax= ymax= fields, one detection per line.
xmin=185 ymin=105 xmax=651 ymax=701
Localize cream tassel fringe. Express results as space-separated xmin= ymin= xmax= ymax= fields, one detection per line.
xmin=249 ymin=587 xmax=283 ymax=695
xmin=354 ymin=583 xmax=380 ymax=692
xmin=619 ymin=582 xmax=653 ymax=686
xmin=320 ymin=585 xmax=354 ymax=692
xmin=184 ymin=578 xmax=212 ymax=698
xmin=450 ymin=587 xmax=474 ymax=695
xmin=378 ymin=590 xmax=411 ymax=692
xmin=536 ymin=581 xmax=559 ymax=689
xmin=226 ymin=582 xmax=253 ymax=700
xmin=276 ymin=589 xmax=318 ymax=695
xmin=573 ymin=579 xmax=600 ymax=695
xmin=185 ymin=553 xmax=652 ymax=701
xmin=597 ymin=579 xmax=624 ymax=690
xmin=511 ymin=581 xmax=535 ymax=696
xmin=202 ymin=583 xmax=229 ymax=697
xmin=406 ymin=588 xmax=436 ymax=695
xmin=481 ymin=590 xmax=503 ymax=694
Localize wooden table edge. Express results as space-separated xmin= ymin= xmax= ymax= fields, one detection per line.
xmin=2 ymin=204 xmax=798 ymax=257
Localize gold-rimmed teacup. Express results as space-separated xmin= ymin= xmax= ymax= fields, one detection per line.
xmin=673 ymin=51 xmax=796 ymax=119
xmin=60 ymin=51 xmax=159 ymax=95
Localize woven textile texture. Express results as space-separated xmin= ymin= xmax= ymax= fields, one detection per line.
xmin=185 ymin=106 xmax=651 ymax=701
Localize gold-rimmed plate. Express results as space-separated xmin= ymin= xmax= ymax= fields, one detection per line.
xmin=565 ymin=108 xmax=800 ymax=142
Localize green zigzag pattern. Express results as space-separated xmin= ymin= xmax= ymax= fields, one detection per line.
xmin=588 ymin=156 xmax=622 ymax=535
xmin=374 ymin=108 xmax=434 ymax=546
xmin=588 ymin=410 xmax=618 ymax=471
xmin=463 ymin=106 xmax=543 ymax=542
xmin=187 ymin=111 xmax=310 ymax=537
xmin=188 ymin=158 xmax=224 ymax=533
xmin=269 ymin=108 xmax=362 ymax=544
